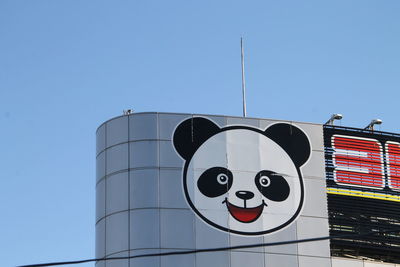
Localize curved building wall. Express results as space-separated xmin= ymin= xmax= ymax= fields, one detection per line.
xmin=95 ymin=112 xmax=331 ymax=267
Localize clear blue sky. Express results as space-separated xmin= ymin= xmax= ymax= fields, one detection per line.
xmin=1 ymin=0 xmax=400 ymax=266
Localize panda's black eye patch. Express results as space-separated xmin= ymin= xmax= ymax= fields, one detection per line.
xmin=255 ymin=170 xmax=290 ymax=201
xmin=197 ymin=167 xmax=233 ymax=198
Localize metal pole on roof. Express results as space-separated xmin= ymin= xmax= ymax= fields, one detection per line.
xmin=241 ymin=37 xmax=247 ymax=117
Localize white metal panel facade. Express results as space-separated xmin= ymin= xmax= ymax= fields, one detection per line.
xmin=96 ymin=112 xmax=330 ymax=267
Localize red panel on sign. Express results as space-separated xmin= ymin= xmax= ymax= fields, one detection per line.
xmin=386 ymin=142 xmax=400 ymax=190
xmin=332 ymin=135 xmax=384 ymax=188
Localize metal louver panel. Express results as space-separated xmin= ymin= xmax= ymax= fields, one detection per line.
xmin=324 ymin=125 xmax=400 ymax=264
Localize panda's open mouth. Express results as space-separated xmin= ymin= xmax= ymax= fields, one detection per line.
xmin=223 ymin=199 xmax=266 ymax=223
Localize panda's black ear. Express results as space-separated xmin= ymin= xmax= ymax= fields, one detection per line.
xmin=173 ymin=117 xmax=221 ymax=160
xmin=264 ymin=123 xmax=311 ymax=167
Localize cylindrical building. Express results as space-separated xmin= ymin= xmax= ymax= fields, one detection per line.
xmin=95 ymin=112 xmax=331 ymax=267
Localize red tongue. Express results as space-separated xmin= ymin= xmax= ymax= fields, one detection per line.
xmin=226 ymin=202 xmax=264 ymax=223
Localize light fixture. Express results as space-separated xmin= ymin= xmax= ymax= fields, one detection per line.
xmin=325 ymin=114 xmax=343 ymax=125
xmin=123 ymin=109 xmax=133 ymax=115
xmin=364 ymin=119 xmax=382 ymax=131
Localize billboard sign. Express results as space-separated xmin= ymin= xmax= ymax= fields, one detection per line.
xmin=324 ymin=125 xmax=400 ymax=262
xmin=173 ymin=117 xmax=311 ymax=235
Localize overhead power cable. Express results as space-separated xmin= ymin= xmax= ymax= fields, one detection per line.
xmin=17 ymin=227 xmax=400 ymax=267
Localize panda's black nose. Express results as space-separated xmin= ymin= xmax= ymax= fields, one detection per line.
xmin=236 ymin=191 xmax=254 ymax=200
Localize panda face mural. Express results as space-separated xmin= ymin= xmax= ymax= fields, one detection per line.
xmin=173 ymin=117 xmax=311 ymax=235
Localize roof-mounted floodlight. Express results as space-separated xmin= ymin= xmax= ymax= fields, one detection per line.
xmin=123 ymin=109 xmax=133 ymax=115
xmin=364 ymin=119 xmax=382 ymax=131
xmin=325 ymin=114 xmax=343 ymax=125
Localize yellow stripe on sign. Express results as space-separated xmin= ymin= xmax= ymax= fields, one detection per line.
xmin=327 ymin=188 xmax=400 ymax=202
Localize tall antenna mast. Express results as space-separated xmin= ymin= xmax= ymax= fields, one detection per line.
xmin=241 ymin=37 xmax=247 ymax=117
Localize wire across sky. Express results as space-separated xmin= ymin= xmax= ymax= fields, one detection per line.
xmin=17 ymin=227 xmax=400 ymax=267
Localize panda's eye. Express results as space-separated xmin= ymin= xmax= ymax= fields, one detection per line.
xmin=255 ymin=170 xmax=290 ymax=202
xmin=259 ymin=176 xmax=271 ymax=187
xmin=197 ymin=167 xmax=233 ymax=198
xmin=217 ymin=173 xmax=229 ymax=185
